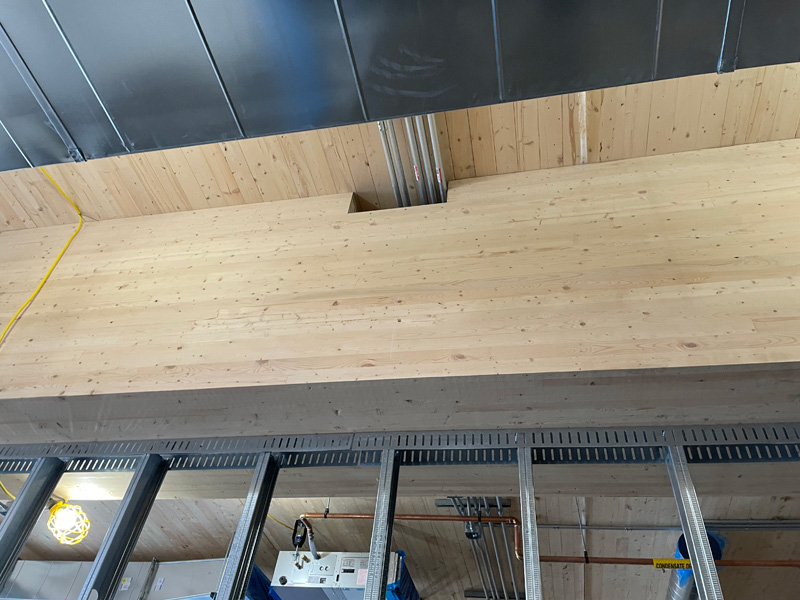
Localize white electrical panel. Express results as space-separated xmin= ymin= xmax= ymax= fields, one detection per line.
xmin=271 ymin=552 xmax=401 ymax=600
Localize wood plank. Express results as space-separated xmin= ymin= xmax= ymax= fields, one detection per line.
xmin=431 ymin=112 xmax=455 ymax=184
xmin=747 ymin=65 xmax=782 ymax=143
xmin=445 ymin=110 xmax=475 ymax=179
xmin=561 ymin=92 xmax=583 ymax=166
xmin=358 ymin=122 xmax=398 ymax=210
xmin=537 ymin=96 xmax=564 ymax=168
xmin=217 ymin=140 xmax=263 ymax=205
xmin=514 ymin=99 xmax=540 ymax=171
xmin=467 ymin=106 xmax=497 ymax=177
xmin=772 ymin=63 xmax=800 ymax=139
xmin=336 ymin=125 xmax=379 ymax=210
xmin=670 ymin=74 xmax=706 ymax=153
xmin=695 ymin=73 xmax=730 ymax=150
xmin=316 ymin=127 xmax=354 ymax=195
xmin=491 ymin=103 xmax=519 ymax=174
xmin=721 ymin=67 xmax=760 ymax=146
xmin=646 ymin=78 xmax=680 ymax=155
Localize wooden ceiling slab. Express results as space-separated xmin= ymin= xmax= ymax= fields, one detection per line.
xmin=1 ymin=140 xmax=799 ymax=441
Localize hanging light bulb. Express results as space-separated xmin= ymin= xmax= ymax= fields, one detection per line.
xmin=47 ymin=501 xmax=90 ymax=545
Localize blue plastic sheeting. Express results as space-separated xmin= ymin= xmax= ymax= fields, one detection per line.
xmin=674 ymin=532 xmax=726 ymax=586
xmin=387 ymin=551 xmax=421 ymax=600
xmin=247 ymin=564 xmax=277 ymax=600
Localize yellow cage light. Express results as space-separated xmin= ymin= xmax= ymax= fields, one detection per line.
xmin=47 ymin=501 xmax=90 ymax=545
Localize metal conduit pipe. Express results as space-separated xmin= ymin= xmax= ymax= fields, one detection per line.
xmin=376 ymin=121 xmax=403 ymax=208
xmin=300 ymin=512 xmax=523 ymax=560
xmin=414 ymin=115 xmax=438 ymax=204
xmin=385 ymin=120 xmax=411 ymax=207
xmin=403 ymin=117 xmax=428 ymax=205
xmin=426 ymin=114 xmax=447 ymax=202
xmin=298 ymin=513 xmax=800 ymax=570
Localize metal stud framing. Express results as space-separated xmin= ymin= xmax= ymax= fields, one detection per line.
xmin=217 ymin=452 xmax=280 ymax=600
xmin=78 ymin=454 xmax=168 ymax=600
xmin=518 ymin=447 xmax=543 ymax=600
xmin=364 ymin=449 xmax=401 ymax=600
xmin=666 ymin=445 xmax=725 ymax=600
xmin=0 ymin=457 xmax=66 ymax=591
xmin=0 ymin=422 xmax=797 ymax=599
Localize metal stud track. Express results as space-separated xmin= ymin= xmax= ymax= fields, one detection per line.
xmin=1 ymin=423 xmax=799 ymax=474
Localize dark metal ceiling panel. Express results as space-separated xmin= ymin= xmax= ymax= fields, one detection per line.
xmin=737 ymin=0 xmax=800 ymax=69
xmin=340 ymin=0 xmax=500 ymax=118
xmin=0 ymin=121 xmax=29 ymax=171
xmin=190 ymin=0 xmax=364 ymax=136
xmin=0 ymin=1 xmax=126 ymax=159
xmin=46 ymin=0 xmax=241 ymax=153
xmin=655 ymin=0 xmax=729 ymax=80
xmin=0 ymin=49 xmax=71 ymax=167
xmin=498 ymin=0 xmax=659 ymax=100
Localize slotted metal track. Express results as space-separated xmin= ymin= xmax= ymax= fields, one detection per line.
xmin=0 ymin=423 xmax=797 ymax=475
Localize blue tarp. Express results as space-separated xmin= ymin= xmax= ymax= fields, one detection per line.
xmin=387 ymin=551 xmax=421 ymax=600
xmin=247 ymin=564 xmax=277 ymax=600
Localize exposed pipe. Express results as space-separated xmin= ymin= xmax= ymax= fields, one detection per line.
xmin=482 ymin=498 xmax=509 ymax=600
xmin=538 ymin=556 xmax=800 ymax=568
xmin=414 ymin=115 xmax=438 ymax=204
xmin=496 ymin=496 xmax=520 ymax=600
xmin=667 ymin=534 xmax=724 ymax=600
xmin=470 ymin=499 xmax=500 ymax=600
xmin=377 ymin=121 xmax=403 ymax=208
xmin=385 ymin=120 xmax=411 ymax=207
xmin=299 ymin=513 xmax=800 ymax=570
xmin=298 ymin=517 xmax=322 ymax=560
xmin=453 ymin=497 xmax=493 ymax=600
xmin=426 ymin=114 xmax=447 ymax=202
xmin=300 ymin=512 xmax=523 ymax=561
xmin=403 ymin=117 xmax=428 ymax=205
xmin=532 ymin=519 xmax=800 ymax=532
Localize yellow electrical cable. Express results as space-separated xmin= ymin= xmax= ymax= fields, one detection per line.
xmin=0 ymin=479 xmax=16 ymax=500
xmin=268 ymin=513 xmax=293 ymax=530
xmin=0 ymin=167 xmax=83 ymax=348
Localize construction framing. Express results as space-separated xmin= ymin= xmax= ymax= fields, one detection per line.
xmin=2 ymin=422 xmax=799 ymax=600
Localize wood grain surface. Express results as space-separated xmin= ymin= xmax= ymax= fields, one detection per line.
xmin=2 ymin=139 xmax=799 ymax=408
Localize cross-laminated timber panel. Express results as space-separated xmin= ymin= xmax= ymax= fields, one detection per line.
xmin=1 ymin=140 xmax=799 ymax=442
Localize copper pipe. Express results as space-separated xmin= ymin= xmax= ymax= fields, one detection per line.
xmin=540 ymin=556 xmax=800 ymax=568
xmin=301 ymin=512 xmax=524 ymax=560
xmin=299 ymin=513 xmax=800 ymax=569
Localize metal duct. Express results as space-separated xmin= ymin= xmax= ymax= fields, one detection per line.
xmin=1 ymin=0 xmax=799 ymax=171
xmin=666 ymin=534 xmax=725 ymax=600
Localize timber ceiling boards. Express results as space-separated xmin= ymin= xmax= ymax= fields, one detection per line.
xmin=1 ymin=0 xmax=799 ymax=170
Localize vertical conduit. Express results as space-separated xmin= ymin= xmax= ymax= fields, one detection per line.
xmin=386 ymin=120 xmax=411 ymax=207
xmin=426 ymin=114 xmax=447 ymax=202
xmin=414 ymin=115 xmax=438 ymax=204
xmin=377 ymin=121 xmax=403 ymax=208
xmin=403 ymin=117 xmax=428 ymax=205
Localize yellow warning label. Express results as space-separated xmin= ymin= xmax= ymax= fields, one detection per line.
xmin=653 ymin=559 xmax=692 ymax=569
